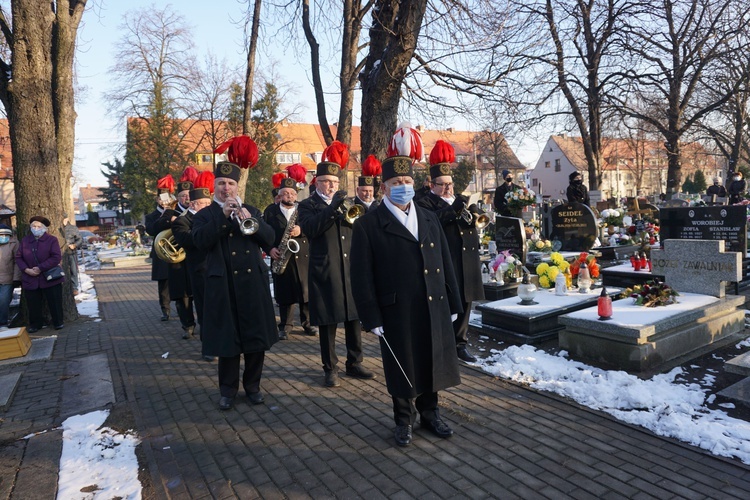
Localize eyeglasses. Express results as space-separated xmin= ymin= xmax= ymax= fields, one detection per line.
xmin=433 ymin=182 xmax=454 ymax=189
xmin=317 ymin=179 xmax=339 ymax=185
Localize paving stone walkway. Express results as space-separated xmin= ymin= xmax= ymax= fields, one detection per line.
xmin=1 ymin=266 xmax=750 ymax=499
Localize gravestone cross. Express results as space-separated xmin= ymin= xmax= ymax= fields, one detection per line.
xmin=650 ymin=239 xmax=741 ymax=298
xmin=626 ymin=198 xmax=655 ymax=221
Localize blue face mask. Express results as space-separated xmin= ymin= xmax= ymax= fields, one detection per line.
xmin=388 ymin=184 xmax=415 ymax=205
xmin=0 ymin=236 xmax=9 ymax=244
xmin=31 ymin=227 xmax=46 ymax=238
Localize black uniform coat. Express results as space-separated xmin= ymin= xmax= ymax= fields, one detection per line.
xmin=417 ymin=193 xmax=485 ymax=303
xmin=351 ymin=202 xmax=462 ymax=398
xmin=172 ymin=211 xmax=208 ymax=320
xmin=152 ymin=205 xmax=192 ymax=300
xmin=192 ymin=201 xmax=278 ymax=357
xmin=354 ymin=197 xmax=380 ymax=213
xmin=145 ymin=207 xmax=170 ymax=281
xmin=297 ymin=191 xmax=358 ymax=325
xmin=264 ymin=203 xmax=310 ymax=305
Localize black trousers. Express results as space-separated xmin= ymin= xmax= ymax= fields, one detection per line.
xmin=318 ymin=320 xmax=363 ymax=372
xmin=453 ymin=301 xmax=471 ymax=347
xmin=278 ymin=301 xmax=310 ymax=332
xmin=392 ymin=392 xmax=439 ymax=426
xmin=217 ymin=351 xmax=265 ymax=397
xmin=174 ymin=295 xmax=196 ymax=330
xmin=157 ymin=279 xmax=170 ymax=316
xmin=25 ymin=284 xmax=64 ymax=329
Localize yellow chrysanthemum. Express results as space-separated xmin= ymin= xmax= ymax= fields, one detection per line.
xmin=558 ymin=261 xmax=570 ymax=272
xmin=535 ymin=240 xmax=545 ymax=249
xmin=536 ymin=263 xmax=549 ymax=275
xmin=550 ymin=252 xmax=564 ymax=265
xmin=548 ymin=266 xmax=560 ymax=281
xmin=539 ymin=275 xmax=551 ymax=288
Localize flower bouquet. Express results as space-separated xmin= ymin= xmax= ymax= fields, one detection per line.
xmin=505 ymin=187 xmax=536 ymax=211
xmin=599 ymin=208 xmax=624 ymax=228
xmin=621 ymin=279 xmax=678 ymax=307
xmin=490 ymin=250 xmax=521 ymax=283
xmin=535 ymin=252 xmax=570 ymax=288
xmin=569 ymin=252 xmax=600 ymax=280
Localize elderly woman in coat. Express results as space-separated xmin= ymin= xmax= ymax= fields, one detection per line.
xmin=351 ymin=155 xmax=463 ymax=447
xmin=15 ymin=216 xmax=65 ymax=332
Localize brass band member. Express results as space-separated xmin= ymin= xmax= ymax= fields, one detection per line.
xmin=145 ymin=175 xmax=175 ymax=321
xmin=152 ymin=167 xmax=198 ymax=339
xmin=172 ymin=171 xmax=216 ymax=361
xmin=351 ymin=153 xmax=462 ymax=447
xmin=192 ymin=140 xmax=278 ymax=411
xmin=416 ymin=141 xmax=484 ymax=363
xmin=265 ymin=165 xmax=317 ymax=339
xmin=297 ymin=141 xmax=374 ymax=388
xmin=354 ymin=155 xmax=382 ymax=213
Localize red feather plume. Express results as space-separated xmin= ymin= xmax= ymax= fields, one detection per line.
xmin=193 ymin=171 xmax=215 ymax=194
xmin=429 ymin=140 xmax=455 ymax=166
xmin=272 ymin=172 xmax=288 ymax=189
xmin=322 ymin=141 xmax=349 ymax=169
xmin=180 ymin=166 xmax=199 ymax=183
xmin=156 ymin=174 xmax=175 ymax=193
xmin=286 ymin=163 xmax=307 ymax=184
xmin=214 ymin=136 xmax=259 ymax=169
xmin=310 ymin=176 xmax=317 ymax=186
xmin=361 ymin=155 xmax=382 ymax=176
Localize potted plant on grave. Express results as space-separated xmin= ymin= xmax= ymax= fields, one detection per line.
xmin=569 ymin=252 xmax=600 ymax=287
xmin=621 ymin=279 xmax=679 ymax=307
xmin=600 ymin=209 xmax=624 ymax=234
xmin=535 ymin=252 xmax=570 ymax=289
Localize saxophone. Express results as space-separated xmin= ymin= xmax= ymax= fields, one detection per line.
xmin=272 ymin=205 xmax=301 ymax=275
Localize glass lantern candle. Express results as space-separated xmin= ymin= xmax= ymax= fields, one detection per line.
xmin=578 ymin=261 xmax=592 ymax=293
xmin=517 ymin=272 xmax=538 ymax=305
xmin=597 ymin=286 xmax=613 ymax=320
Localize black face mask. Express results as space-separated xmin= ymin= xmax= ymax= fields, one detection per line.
xmin=573 ymin=179 xmax=583 ymax=186
xmin=505 ymin=177 xmax=512 ymax=183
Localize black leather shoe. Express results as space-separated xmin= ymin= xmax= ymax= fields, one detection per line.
xmin=218 ymin=396 xmax=233 ymax=411
xmin=27 ymin=327 xmax=39 ymax=333
xmin=182 ymin=326 xmax=195 ymax=340
xmin=202 ymin=355 xmax=216 ymax=362
xmin=394 ymin=425 xmax=412 ymax=447
xmin=324 ymin=371 xmax=340 ymax=388
xmin=457 ymin=346 xmax=477 ymax=363
xmin=345 ymin=365 xmax=375 ymax=379
xmin=160 ymin=314 xmax=169 ymax=322
xmin=54 ymin=324 xmax=64 ymax=331
xmin=303 ymin=326 xmax=319 ymax=336
xmin=247 ymin=392 xmax=265 ymax=405
xmin=422 ymin=417 xmax=453 ymax=438
xmin=278 ymin=330 xmax=288 ymax=340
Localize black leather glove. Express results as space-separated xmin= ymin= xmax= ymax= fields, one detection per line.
xmin=451 ymin=195 xmax=467 ymax=213
xmin=331 ymin=190 xmax=348 ymax=209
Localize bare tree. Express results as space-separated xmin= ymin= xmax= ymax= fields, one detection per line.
xmin=0 ymin=0 xmax=87 ymax=321
xmin=611 ymin=0 xmax=750 ymax=194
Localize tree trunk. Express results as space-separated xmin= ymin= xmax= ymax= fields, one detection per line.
xmin=239 ymin=0 xmax=262 ymax=197
xmin=360 ymin=0 xmax=427 ymax=158
xmin=9 ymin=0 xmax=77 ymax=322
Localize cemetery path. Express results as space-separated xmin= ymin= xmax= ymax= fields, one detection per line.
xmin=0 ymin=266 xmax=749 ymax=499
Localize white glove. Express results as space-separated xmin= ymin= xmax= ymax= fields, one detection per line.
xmin=371 ymin=326 xmax=384 ymax=337
xmin=451 ymin=314 xmax=458 ymax=322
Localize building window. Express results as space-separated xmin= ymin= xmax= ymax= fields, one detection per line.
xmin=545 ymin=161 xmax=550 ymax=169
xmin=554 ymin=159 xmax=561 ymax=172
xmin=532 ymin=178 xmax=538 ymax=187
xmin=276 ymin=152 xmax=301 ymax=164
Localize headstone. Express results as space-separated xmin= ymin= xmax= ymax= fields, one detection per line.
xmin=589 ymin=190 xmax=603 ymax=204
xmin=549 ymin=202 xmax=598 ymax=251
xmin=651 ymin=239 xmax=741 ymax=298
xmin=494 ymin=216 xmax=526 ymax=264
xmin=660 ymin=206 xmax=747 ymax=256
xmin=626 ymin=198 xmax=659 ymax=223
xmin=663 ymin=198 xmax=689 ymax=207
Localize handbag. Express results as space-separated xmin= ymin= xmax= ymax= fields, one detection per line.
xmin=31 ymin=244 xmax=65 ymax=281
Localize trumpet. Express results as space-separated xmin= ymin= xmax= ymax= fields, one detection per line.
xmin=460 ymin=203 xmax=490 ymax=229
xmin=334 ymin=191 xmax=365 ymax=224
xmin=228 ymin=197 xmax=260 ymax=235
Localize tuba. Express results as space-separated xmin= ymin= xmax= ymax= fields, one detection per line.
xmin=271 ymin=205 xmax=301 ymax=275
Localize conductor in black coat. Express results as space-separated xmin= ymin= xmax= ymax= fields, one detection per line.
xmin=171 ymin=183 xmax=213 ymax=361
xmin=152 ymin=180 xmax=196 ymax=339
xmin=192 ymin=162 xmax=278 ymax=410
xmin=297 ymin=160 xmax=374 ymax=388
xmin=351 ymin=155 xmax=462 ymax=447
xmin=566 ymin=171 xmax=590 ymax=206
xmin=145 ymin=181 xmax=174 ymax=321
xmin=264 ymin=178 xmax=315 ymax=339
xmin=417 ymin=152 xmax=484 ymax=363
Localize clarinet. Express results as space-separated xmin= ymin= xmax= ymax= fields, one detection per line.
xmin=271 ymin=205 xmax=300 ymax=275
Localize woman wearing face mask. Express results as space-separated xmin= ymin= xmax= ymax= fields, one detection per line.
xmin=15 ymin=216 xmax=65 ymax=332
xmin=0 ymin=224 xmax=21 ymax=329
xmin=566 ymin=171 xmax=590 ymax=206
xmin=728 ymin=171 xmax=746 ymax=205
